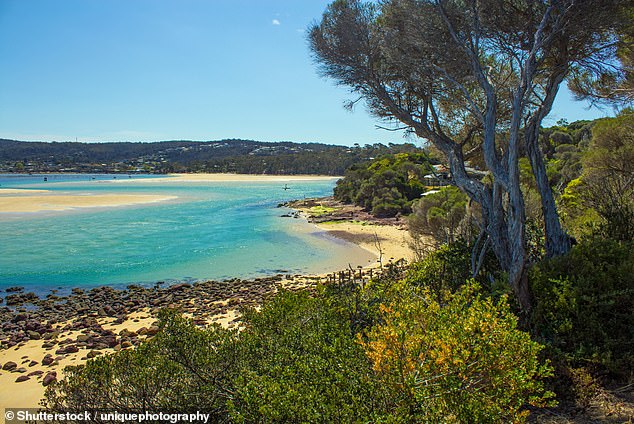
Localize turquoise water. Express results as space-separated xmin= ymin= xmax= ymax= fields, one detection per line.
xmin=0 ymin=175 xmax=375 ymax=294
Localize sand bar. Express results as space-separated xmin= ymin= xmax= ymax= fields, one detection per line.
xmin=137 ymin=173 xmax=341 ymax=183
xmin=0 ymin=193 xmax=178 ymax=213
xmin=0 ymin=189 xmax=50 ymax=195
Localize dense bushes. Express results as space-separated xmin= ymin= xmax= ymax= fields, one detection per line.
xmin=334 ymin=152 xmax=433 ymax=217
xmin=408 ymin=186 xmax=470 ymax=249
xmin=530 ymin=238 xmax=634 ymax=378
xmin=44 ymin=279 xmax=551 ymax=422
xmin=226 ymin=292 xmax=386 ymax=422
xmin=363 ymin=282 xmax=554 ymax=422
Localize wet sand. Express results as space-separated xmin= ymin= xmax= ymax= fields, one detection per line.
xmin=0 ymin=191 xmax=178 ymax=213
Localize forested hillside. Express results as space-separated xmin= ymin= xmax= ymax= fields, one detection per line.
xmin=0 ymin=139 xmax=419 ymax=175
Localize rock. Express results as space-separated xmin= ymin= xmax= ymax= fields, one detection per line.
xmin=86 ymin=350 xmax=102 ymax=359
xmin=16 ymin=367 xmax=27 ymax=373
xmin=64 ymin=345 xmax=79 ymax=353
xmin=43 ymin=331 xmax=60 ymax=340
xmin=2 ymin=361 xmax=17 ymax=371
xmin=28 ymin=330 xmax=41 ymax=340
xmin=120 ymin=341 xmax=133 ymax=349
xmin=28 ymin=370 xmax=44 ymax=377
xmin=42 ymin=355 xmax=54 ymax=366
xmin=119 ymin=329 xmax=137 ymax=338
xmin=15 ymin=375 xmax=30 ymax=382
xmin=145 ymin=325 xmax=160 ymax=336
xmin=42 ymin=372 xmax=57 ymax=387
xmin=5 ymin=286 xmax=24 ymax=293
xmin=76 ymin=334 xmax=91 ymax=343
xmin=28 ymin=360 xmax=38 ymax=367
xmin=168 ymin=283 xmax=191 ymax=292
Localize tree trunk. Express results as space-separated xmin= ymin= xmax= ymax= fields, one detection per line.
xmin=525 ymin=135 xmax=571 ymax=257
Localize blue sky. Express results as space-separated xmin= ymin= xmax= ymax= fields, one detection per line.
xmin=0 ymin=0 xmax=616 ymax=146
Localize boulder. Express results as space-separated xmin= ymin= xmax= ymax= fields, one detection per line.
xmin=42 ymin=372 xmax=57 ymax=387
xmin=2 ymin=361 xmax=17 ymax=371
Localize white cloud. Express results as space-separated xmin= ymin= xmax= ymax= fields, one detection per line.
xmin=272 ymin=19 xmax=281 ymax=25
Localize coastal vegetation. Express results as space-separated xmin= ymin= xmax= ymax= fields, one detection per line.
xmin=7 ymin=0 xmax=633 ymax=421
xmin=34 ymin=111 xmax=634 ymax=421
xmin=309 ymin=0 xmax=631 ymax=311
xmin=333 ymin=151 xmax=434 ymax=217
xmin=43 ymin=280 xmax=554 ymax=423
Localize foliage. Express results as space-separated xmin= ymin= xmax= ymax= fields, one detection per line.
xmin=403 ymin=241 xmax=501 ymax=298
xmin=408 ymin=186 xmax=469 ymax=246
xmin=556 ymin=111 xmax=634 ymax=241
xmin=43 ymin=274 xmax=555 ymax=423
xmin=361 ymin=281 xmax=554 ymax=423
xmin=226 ymin=291 xmax=387 ymax=423
xmin=42 ymin=312 xmax=239 ymax=421
xmin=334 ymin=152 xmax=434 ymax=217
xmin=558 ymin=178 xmax=603 ymax=239
xmin=530 ymin=238 xmax=634 ymax=377
xmin=43 ymin=292 xmax=387 ymax=423
xmin=580 ymin=111 xmax=634 ymax=241
xmin=542 ymin=121 xmax=593 ymax=192
xmin=309 ymin=0 xmax=633 ymax=310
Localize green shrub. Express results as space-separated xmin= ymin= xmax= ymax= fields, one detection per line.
xmin=530 ymin=238 xmax=634 ymax=377
xmin=409 ymin=186 xmax=468 ymax=246
xmin=43 ymin=292 xmax=388 ymax=423
xmin=227 ymin=291 xmax=388 ymax=423
xmin=43 ymin=311 xmax=238 ymax=421
xmin=43 ymin=274 xmax=556 ymax=423
xmin=404 ymin=241 xmax=501 ymax=297
xmin=362 ymin=281 xmax=554 ymax=423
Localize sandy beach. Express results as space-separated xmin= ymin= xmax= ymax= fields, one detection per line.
xmin=0 ymin=221 xmax=412 ymax=413
xmin=315 ymin=220 xmax=413 ymax=264
xmin=0 ymin=311 xmax=157 ymax=411
xmin=0 ymin=187 xmax=414 ymax=414
xmin=0 ymin=190 xmax=178 ymax=213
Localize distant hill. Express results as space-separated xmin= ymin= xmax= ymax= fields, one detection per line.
xmin=0 ymin=139 xmax=421 ymax=175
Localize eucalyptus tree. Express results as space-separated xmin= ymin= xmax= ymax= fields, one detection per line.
xmin=309 ymin=0 xmax=632 ymax=310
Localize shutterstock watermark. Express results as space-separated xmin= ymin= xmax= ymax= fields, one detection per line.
xmin=4 ymin=409 xmax=211 ymax=423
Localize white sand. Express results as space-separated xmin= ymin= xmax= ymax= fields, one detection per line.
xmin=0 ymin=193 xmax=177 ymax=213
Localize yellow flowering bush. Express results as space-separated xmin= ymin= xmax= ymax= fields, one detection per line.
xmin=362 ymin=281 xmax=554 ymax=423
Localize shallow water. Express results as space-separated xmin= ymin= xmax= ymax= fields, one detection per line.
xmin=0 ymin=175 xmax=375 ymax=294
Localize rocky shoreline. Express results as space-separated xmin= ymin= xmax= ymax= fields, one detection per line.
xmin=281 ymin=196 xmax=408 ymax=227
xmin=0 ymin=274 xmax=318 ymax=388
xmin=0 ymin=196 xmax=412 ymax=400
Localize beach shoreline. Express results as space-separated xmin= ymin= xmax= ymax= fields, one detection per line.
xmin=0 ymin=191 xmax=413 ymax=413
xmin=0 ymin=173 xmax=340 ymax=214
xmin=0 ymin=191 xmax=178 ymax=213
